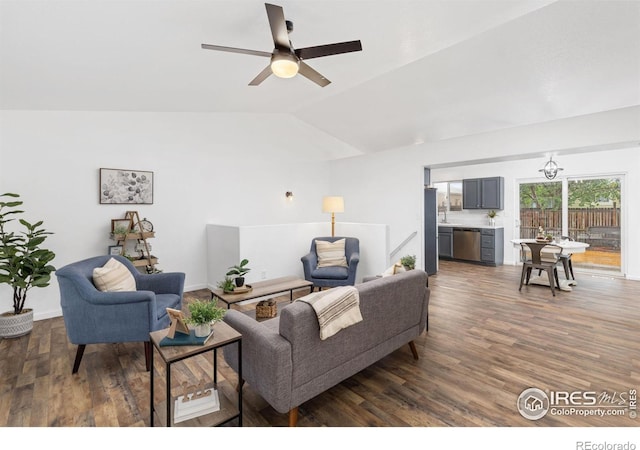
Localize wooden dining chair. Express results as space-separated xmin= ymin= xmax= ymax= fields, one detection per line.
xmin=519 ymin=242 xmax=562 ymax=296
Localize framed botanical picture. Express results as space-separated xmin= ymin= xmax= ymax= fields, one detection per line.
xmin=100 ymin=168 xmax=154 ymax=204
xmin=108 ymin=245 xmax=123 ymax=256
xmin=111 ymin=219 xmax=132 ymax=234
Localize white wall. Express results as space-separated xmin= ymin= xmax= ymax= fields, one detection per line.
xmin=0 ymin=110 xmax=348 ymax=319
xmin=329 ymin=108 xmax=640 ymax=279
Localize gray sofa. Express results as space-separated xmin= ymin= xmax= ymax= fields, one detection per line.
xmin=222 ymin=269 xmax=430 ymax=426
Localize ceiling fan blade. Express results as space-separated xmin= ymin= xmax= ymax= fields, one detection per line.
xmin=248 ymin=65 xmax=273 ymax=86
xmin=201 ymin=44 xmax=272 ymax=58
xmin=298 ymin=61 xmax=331 ymax=87
xmin=265 ymin=3 xmax=290 ymax=50
xmin=295 ymin=40 xmax=362 ymax=60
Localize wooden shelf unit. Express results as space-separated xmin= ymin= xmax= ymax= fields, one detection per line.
xmin=111 ymin=211 xmax=158 ymax=272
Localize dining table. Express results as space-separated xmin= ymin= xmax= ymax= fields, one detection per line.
xmin=510 ymin=238 xmax=590 ymax=291
xmin=510 ymin=238 xmax=590 ymax=254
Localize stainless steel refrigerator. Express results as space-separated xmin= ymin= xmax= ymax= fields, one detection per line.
xmin=424 ymin=187 xmax=438 ymax=275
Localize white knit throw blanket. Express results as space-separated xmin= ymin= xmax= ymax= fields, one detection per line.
xmin=297 ymin=286 xmax=363 ymax=340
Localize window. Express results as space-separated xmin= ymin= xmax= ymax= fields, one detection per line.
xmin=518 ymin=176 xmax=622 ymax=275
xmin=434 ymin=181 xmax=462 ymax=215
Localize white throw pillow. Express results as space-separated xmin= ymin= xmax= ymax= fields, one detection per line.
xmin=316 ymin=238 xmax=348 ymax=268
xmin=93 ymin=258 xmax=136 ymax=292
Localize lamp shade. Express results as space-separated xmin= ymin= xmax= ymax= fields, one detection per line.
xmin=322 ymin=196 xmax=344 ymax=213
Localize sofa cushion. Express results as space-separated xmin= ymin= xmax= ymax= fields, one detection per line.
xmin=92 ymin=257 xmax=136 ymax=292
xmin=316 ymin=238 xmax=348 ymax=268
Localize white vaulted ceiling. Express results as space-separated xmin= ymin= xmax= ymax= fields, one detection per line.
xmin=1 ymin=0 xmax=639 ymax=157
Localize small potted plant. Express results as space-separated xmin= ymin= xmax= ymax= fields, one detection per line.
xmin=400 ymin=254 xmax=416 ymax=271
xmin=226 ymin=258 xmax=251 ymax=287
xmin=217 ymin=276 xmax=235 ymax=293
xmin=186 ymin=300 xmax=226 ymax=337
xmin=487 ymin=210 xmax=498 ymax=226
xmin=0 ymin=193 xmax=56 ymax=338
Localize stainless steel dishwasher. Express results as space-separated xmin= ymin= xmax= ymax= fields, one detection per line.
xmin=453 ymin=228 xmax=481 ymax=261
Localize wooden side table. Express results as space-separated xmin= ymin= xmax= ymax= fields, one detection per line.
xmin=149 ymin=321 xmax=242 ymax=427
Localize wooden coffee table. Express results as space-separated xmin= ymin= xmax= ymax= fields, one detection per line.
xmin=210 ymin=276 xmax=313 ymax=309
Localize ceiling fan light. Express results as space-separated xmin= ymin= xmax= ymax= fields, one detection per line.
xmin=271 ymin=53 xmax=300 ymax=78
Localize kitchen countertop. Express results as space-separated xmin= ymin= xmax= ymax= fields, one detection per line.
xmin=437 ymin=223 xmax=503 ymax=230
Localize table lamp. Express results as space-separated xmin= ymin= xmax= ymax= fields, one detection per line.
xmin=322 ymin=196 xmax=344 ymax=237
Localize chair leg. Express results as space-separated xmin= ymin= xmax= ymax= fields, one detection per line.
xmin=562 ymin=258 xmax=571 ymax=279
xmin=525 ymin=267 xmax=532 ymax=285
xmin=408 ymin=341 xmax=419 ymax=360
xmin=144 ymin=341 xmax=151 ymax=372
xmin=568 ymin=259 xmax=575 ymax=280
xmin=546 ymin=269 xmax=555 ymax=296
xmin=72 ymin=344 xmax=86 ymax=374
xmin=554 ymin=268 xmax=561 ymax=291
xmin=288 ymin=407 xmax=299 ymax=427
xmin=519 ymin=266 xmax=527 ymax=291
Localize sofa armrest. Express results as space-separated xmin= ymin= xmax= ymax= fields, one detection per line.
xmin=222 ymin=310 xmax=294 ymax=414
xmin=348 ymin=251 xmax=360 ymax=266
xmin=301 ymin=252 xmax=317 ymax=278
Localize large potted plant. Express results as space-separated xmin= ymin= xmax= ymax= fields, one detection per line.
xmin=0 ymin=193 xmax=56 ymax=338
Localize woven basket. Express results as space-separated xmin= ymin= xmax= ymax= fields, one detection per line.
xmin=255 ymin=300 xmax=277 ymax=319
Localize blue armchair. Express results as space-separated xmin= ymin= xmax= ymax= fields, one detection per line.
xmin=56 ymin=255 xmax=185 ymax=374
xmin=301 ymin=236 xmax=359 ymax=290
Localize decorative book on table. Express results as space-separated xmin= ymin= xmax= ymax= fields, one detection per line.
xmin=159 ymin=329 xmax=214 ymax=346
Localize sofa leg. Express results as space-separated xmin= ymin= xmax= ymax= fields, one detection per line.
xmin=72 ymin=344 xmax=86 ymax=374
xmin=408 ymin=341 xmax=419 ymax=360
xmin=288 ymin=407 xmax=299 ymax=427
xmin=144 ymin=341 xmax=151 ymax=371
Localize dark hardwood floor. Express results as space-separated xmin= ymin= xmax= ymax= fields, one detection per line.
xmin=1 ymin=260 xmax=639 ymax=429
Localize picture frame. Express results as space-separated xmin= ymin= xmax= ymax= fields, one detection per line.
xmin=108 ymin=245 xmax=123 ymax=256
xmin=100 ymin=168 xmax=154 ymax=204
xmin=166 ymin=308 xmax=190 ymax=338
xmin=111 ymin=218 xmax=132 ymax=234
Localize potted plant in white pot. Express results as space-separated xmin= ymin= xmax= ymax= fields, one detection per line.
xmin=186 ymin=300 xmax=226 ymax=337
xmin=0 ymin=193 xmax=56 ymax=338
xmin=400 ymin=254 xmax=416 ymax=271
xmin=226 ymin=258 xmax=251 ymax=287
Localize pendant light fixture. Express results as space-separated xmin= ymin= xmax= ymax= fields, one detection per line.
xmin=539 ymin=156 xmax=564 ymax=180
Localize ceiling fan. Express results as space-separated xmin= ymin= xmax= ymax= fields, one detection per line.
xmin=201 ymin=3 xmax=362 ymax=87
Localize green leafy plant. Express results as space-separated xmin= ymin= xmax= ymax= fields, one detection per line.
xmin=186 ymin=300 xmax=226 ymax=326
xmin=487 ymin=210 xmax=498 ymax=219
xmin=400 ymin=254 xmax=416 ymax=270
xmin=112 ymin=225 xmax=129 ymax=236
xmin=0 ymin=193 xmax=56 ymax=315
xmin=217 ymin=276 xmax=235 ymax=292
xmin=226 ymin=258 xmax=251 ymax=278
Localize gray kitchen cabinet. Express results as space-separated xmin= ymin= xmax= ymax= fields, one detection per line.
xmin=438 ymin=227 xmax=453 ymax=258
xmin=480 ymin=228 xmax=504 ymax=266
xmin=462 ymin=177 xmax=504 ymax=210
